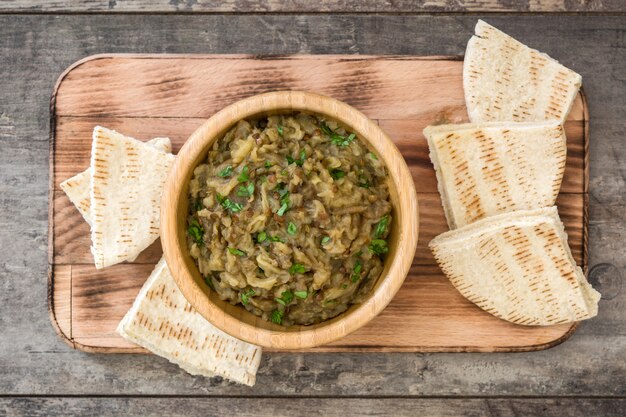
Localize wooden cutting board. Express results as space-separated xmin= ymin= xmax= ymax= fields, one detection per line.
xmin=48 ymin=54 xmax=588 ymax=353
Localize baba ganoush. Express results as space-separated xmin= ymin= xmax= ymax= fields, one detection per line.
xmin=187 ymin=113 xmax=392 ymax=326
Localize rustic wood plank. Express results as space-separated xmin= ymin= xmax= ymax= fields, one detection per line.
xmin=52 ymin=116 xmax=585 ymax=193
xmin=53 ymin=189 xmax=585 ymax=266
xmin=53 ymin=56 xmax=585 ymax=121
xmin=3 ymin=397 xmax=626 ymax=417
xmin=3 ymin=0 xmax=626 ymax=13
xmin=2 ymin=14 xmax=624 ymax=397
xmin=68 ymin=264 xmax=574 ymax=353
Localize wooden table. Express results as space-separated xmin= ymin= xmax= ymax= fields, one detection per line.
xmin=1 ymin=2 xmax=624 ymax=416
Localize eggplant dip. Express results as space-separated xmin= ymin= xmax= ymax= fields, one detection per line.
xmin=187 ymin=113 xmax=392 ymax=326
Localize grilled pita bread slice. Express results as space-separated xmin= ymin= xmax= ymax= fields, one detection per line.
xmin=90 ymin=127 xmax=175 ymax=269
xmin=424 ymin=121 xmax=566 ymax=229
xmin=60 ymin=137 xmax=172 ymax=226
xmin=117 ymin=257 xmax=262 ymax=386
xmin=429 ymin=207 xmax=600 ymax=326
xmin=464 ymin=20 xmax=582 ymax=123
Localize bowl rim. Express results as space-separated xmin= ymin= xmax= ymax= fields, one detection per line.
xmin=161 ymin=90 xmax=419 ymax=349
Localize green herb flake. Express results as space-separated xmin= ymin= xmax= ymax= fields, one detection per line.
xmin=217 ymin=165 xmax=233 ymax=178
xmin=194 ymin=198 xmax=204 ymax=212
xmin=369 ymin=239 xmax=389 ymax=255
xmin=324 ymin=299 xmax=337 ymax=305
xmin=289 ymin=263 xmax=306 ymax=274
xmin=256 ymin=231 xmax=268 ymax=243
xmin=351 ymin=259 xmax=363 ymax=282
xmin=321 ymin=236 xmax=331 ymax=246
xmin=287 ymin=221 xmax=297 ymax=236
xmin=294 ymin=290 xmax=308 ymax=299
xmin=187 ymin=218 xmax=204 ymax=246
xmin=204 ymin=275 xmax=215 ymax=291
xmin=228 ymin=247 xmax=246 ymax=257
xmin=270 ymin=309 xmax=284 ymax=325
xmin=374 ymin=215 xmax=389 ymax=239
xmin=268 ymin=235 xmax=286 ymax=243
xmin=341 ymin=284 xmax=348 ymax=290
xmin=330 ymin=169 xmax=345 ymax=180
xmin=367 ymin=152 xmax=378 ymax=160
xmin=265 ymin=161 xmax=273 ymax=168
xmin=277 ymin=123 xmax=284 ymax=136
xmin=216 ymin=194 xmax=243 ymax=213
xmin=320 ymin=122 xmax=356 ymax=147
xmin=241 ymin=288 xmax=255 ymax=305
xmin=275 ymin=291 xmax=294 ymax=306
xmin=277 ymin=202 xmax=289 ymax=216
xmin=237 ymin=165 xmax=250 ymax=182
xmin=236 ymin=182 xmax=255 ymax=197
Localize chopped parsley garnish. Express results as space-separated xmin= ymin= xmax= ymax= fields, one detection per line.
xmin=241 ymin=288 xmax=255 ymax=305
xmin=351 ymin=259 xmax=363 ymax=282
xmin=320 ymin=122 xmax=356 ymax=147
xmin=287 ymin=221 xmax=297 ymax=236
xmin=321 ymin=236 xmax=331 ymax=246
xmin=277 ymin=123 xmax=284 ymax=136
xmin=323 ymin=299 xmax=337 ymax=305
xmin=374 ymin=215 xmax=389 ymax=239
xmin=341 ymin=284 xmax=348 ymax=289
xmin=275 ymin=291 xmax=294 ymax=306
xmin=216 ymin=193 xmax=243 ymax=213
xmin=187 ymin=218 xmax=204 ymax=245
xmin=270 ymin=309 xmax=284 ymax=325
xmin=217 ymin=165 xmax=233 ymax=178
xmin=277 ymin=202 xmax=289 ymax=216
xmin=236 ymin=182 xmax=255 ymax=197
xmin=256 ymin=231 xmax=268 ymax=243
xmin=287 ymin=149 xmax=306 ymax=167
xmin=289 ymin=263 xmax=306 ymax=274
xmin=265 ymin=161 xmax=272 ymax=168
xmin=294 ymin=290 xmax=308 ymax=299
xmin=203 ymin=275 xmax=215 ymax=291
xmin=275 ymin=186 xmax=290 ymax=216
xmin=369 ymin=239 xmax=389 ymax=255
xmin=330 ymin=169 xmax=345 ymax=180
xmin=367 ymin=152 xmax=378 ymax=160
xmin=237 ymin=165 xmax=249 ymax=182
xmin=268 ymin=234 xmax=286 ymax=243
xmin=228 ymin=247 xmax=246 ymax=256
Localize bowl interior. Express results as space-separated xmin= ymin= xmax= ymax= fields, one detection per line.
xmin=161 ymin=91 xmax=419 ymax=349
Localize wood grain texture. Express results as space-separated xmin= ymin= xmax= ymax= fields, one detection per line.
xmin=49 ymin=55 xmax=586 ymax=353
xmin=2 ymin=14 xmax=624 ymax=398
xmin=3 ymin=397 xmax=626 ymax=417
xmin=2 ymin=0 xmax=626 ymax=13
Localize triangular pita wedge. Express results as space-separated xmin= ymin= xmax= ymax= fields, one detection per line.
xmin=424 ymin=121 xmax=566 ymax=229
xmin=464 ymin=20 xmax=582 ymax=123
xmin=90 ymin=127 xmax=175 ymax=269
xmin=60 ymin=137 xmax=172 ymax=226
xmin=117 ymin=257 xmax=262 ymax=386
xmin=429 ymin=207 xmax=600 ymax=326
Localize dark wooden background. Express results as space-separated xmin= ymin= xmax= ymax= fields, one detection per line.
xmin=1 ymin=1 xmax=625 ymax=416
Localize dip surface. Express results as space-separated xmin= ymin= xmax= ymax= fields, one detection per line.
xmin=187 ymin=113 xmax=392 ymax=326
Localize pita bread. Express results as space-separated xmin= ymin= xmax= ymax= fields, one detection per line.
xmin=429 ymin=207 xmax=600 ymax=326
xmin=464 ymin=20 xmax=582 ymax=123
xmin=90 ymin=127 xmax=175 ymax=269
xmin=424 ymin=121 xmax=566 ymax=229
xmin=117 ymin=257 xmax=262 ymax=386
xmin=60 ymin=137 xmax=172 ymax=226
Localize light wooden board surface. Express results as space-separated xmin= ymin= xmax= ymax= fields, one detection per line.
xmin=49 ymin=55 xmax=588 ymax=353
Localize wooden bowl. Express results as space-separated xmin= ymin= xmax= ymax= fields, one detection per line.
xmin=161 ymin=91 xmax=419 ymax=349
